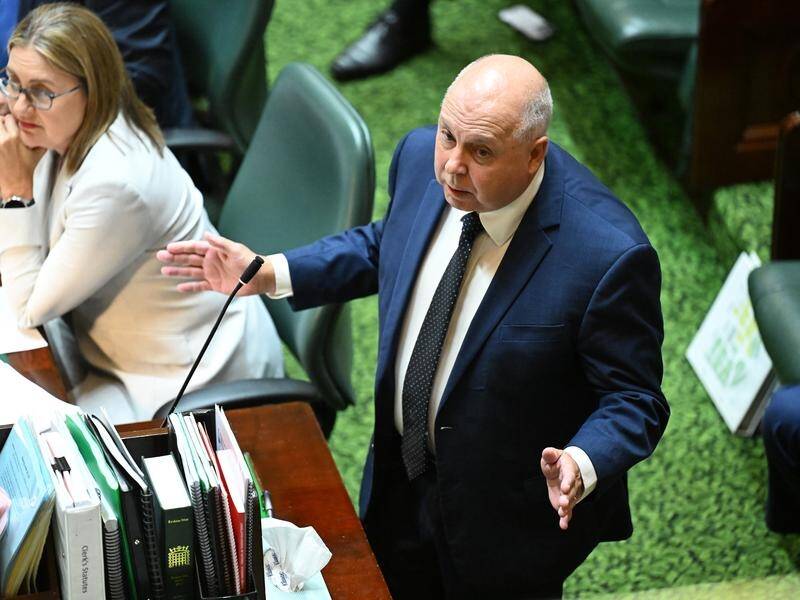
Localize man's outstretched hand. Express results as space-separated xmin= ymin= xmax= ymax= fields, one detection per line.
xmin=541 ymin=447 xmax=583 ymax=530
xmin=157 ymin=232 xmax=275 ymax=296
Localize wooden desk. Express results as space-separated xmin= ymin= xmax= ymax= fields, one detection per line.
xmin=6 ymin=345 xmax=68 ymax=401
xmin=6 ymin=347 xmax=391 ymax=600
xmin=230 ymin=404 xmax=390 ymax=600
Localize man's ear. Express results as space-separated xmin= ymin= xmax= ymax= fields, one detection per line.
xmin=528 ymin=136 xmax=549 ymax=174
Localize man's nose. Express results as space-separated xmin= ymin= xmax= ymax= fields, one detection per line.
xmin=445 ymin=148 xmax=468 ymax=175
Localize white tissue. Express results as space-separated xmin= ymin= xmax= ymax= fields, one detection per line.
xmin=262 ymin=517 xmax=332 ymax=592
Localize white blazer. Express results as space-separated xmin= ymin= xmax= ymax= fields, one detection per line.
xmin=0 ymin=114 xmax=283 ymax=422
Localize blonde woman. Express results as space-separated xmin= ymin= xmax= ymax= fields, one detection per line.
xmin=0 ymin=3 xmax=283 ymax=422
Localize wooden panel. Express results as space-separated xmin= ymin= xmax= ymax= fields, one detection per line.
xmin=771 ymin=111 xmax=800 ymax=260
xmin=688 ymin=0 xmax=800 ymax=194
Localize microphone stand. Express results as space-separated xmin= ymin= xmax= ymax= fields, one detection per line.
xmin=160 ymin=256 xmax=264 ymax=426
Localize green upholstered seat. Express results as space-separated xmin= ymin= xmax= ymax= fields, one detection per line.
xmin=167 ymin=0 xmax=274 ymax=151
xmin=573 ymin=0 xmax=699 ymax=80
xmin=152 ymin=63 xmax=375 ymax=434
xmin=749 ymin=262 xmax=800 ymax=385
xmin=164 ymin=0 xmax=276 ymax=225
xmin=217 ymin=62 xmax=375 ymax=410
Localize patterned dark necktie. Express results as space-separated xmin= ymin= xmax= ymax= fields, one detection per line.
xmin=401 ymin=211 xmax=483 ymax=480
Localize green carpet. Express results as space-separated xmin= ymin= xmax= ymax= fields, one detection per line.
xmin=266 ymin=0 xmax=799 ymax=596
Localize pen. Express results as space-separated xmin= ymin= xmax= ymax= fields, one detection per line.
xmin=263 ymin=490 xmax=274 ymax=519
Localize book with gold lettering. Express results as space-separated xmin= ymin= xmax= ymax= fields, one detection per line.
xmin=143 ymin=454 xmax=194 ymax=599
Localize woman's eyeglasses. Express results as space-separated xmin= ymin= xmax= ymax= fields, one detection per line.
xmin=0 ymin=69 xmax=82 ymax=111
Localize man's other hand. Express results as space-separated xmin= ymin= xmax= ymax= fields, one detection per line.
xmin=157 ymin=232 xmax=275 ymax=296
xmin=541 ymin=447 xmax=584 ymax=530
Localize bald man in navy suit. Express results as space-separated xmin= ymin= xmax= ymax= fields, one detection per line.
xmin=160 ymin=55 xmax=670 ymax=598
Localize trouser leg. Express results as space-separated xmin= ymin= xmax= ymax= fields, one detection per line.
xmin=762 ymin=385 xmax=800 ymax=533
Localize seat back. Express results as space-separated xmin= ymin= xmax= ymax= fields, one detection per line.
xmin=749 ymin=263 xmax=800 ymax=385
xmin=573 ymin=0 xmax=699 ymax=80
xmin=168 ymin=0 xmax=274 ymax=150
xmin=219 ymin=63 xmax=375 ymax=409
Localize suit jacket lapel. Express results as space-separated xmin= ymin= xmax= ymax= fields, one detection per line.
xmin=438 ymin=150 xmax=565 ymax=413
xmin=376 ymin=179 xmax=447 ymax=396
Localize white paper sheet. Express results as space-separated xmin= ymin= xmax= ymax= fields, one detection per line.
xmin=0 ymin=288 xmax=46 ymax=353
xmin=686 ymin=252 xmax=772 ymax=433
xmin=0 ymin=362 xmax=78 ymax=426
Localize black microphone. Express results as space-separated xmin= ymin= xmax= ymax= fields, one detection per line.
xmin=160 ymin=255 xmax=265 ymax=425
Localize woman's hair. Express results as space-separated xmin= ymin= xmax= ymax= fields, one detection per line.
xmin=9 ymin=2 xmax=165 ymax=174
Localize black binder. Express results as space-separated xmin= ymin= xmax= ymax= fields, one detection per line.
xmin=92 ymin=413 xmax=166 ymax=600
xmin=244 ymin=481 xmax=258 ymax=588
xmin=86 ymin=412 xmax=167 ymax=600
xmin=101 ymin=514 xmax=125 ymax=600
xmin=84 ymin=415 xmax=152 ymax=599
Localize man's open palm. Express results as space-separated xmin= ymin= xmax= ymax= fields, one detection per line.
xmin=157 ymin=233 xmax=270 ymax=295
xmin=541 ymin=447 xmax=583 ymax=530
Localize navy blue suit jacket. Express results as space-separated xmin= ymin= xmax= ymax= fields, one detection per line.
xmin=286 ymin=127 xmax=669 ymax=585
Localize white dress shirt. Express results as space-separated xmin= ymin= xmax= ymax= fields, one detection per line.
xmin=270 ymin=162 xmax=597 ymax=499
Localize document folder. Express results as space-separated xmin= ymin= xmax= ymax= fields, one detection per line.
xmin=0 ymin=425 xmax=66 ymax=599
xmin=39 ymin=419 xmax=104 ymax=600
xmin=123 ymin=409 xmax=265 ymax=600
xmin=0 ymin=410 xmax=265 ymax=600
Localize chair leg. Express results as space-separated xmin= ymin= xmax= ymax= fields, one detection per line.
xmin=311 ymin=403 xmax=337 ymax=439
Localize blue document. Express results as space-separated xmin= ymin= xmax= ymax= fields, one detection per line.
xmin=0 ymin=418 xmax=55 ymax=596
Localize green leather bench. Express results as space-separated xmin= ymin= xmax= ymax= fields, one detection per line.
xmin=573 ymin=0 xmax=699 ymax=82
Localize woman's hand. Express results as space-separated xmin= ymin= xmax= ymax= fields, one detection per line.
xmin=0 ymin=114 xmax=45 ymax=198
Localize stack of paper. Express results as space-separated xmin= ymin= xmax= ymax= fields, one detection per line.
xmin=0 ymin=361 xmax=80 ymax=424
xmin=0 ymin=288 xmax=47 ymax=353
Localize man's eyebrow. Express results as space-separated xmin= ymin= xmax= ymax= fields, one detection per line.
xmin=463 ymin=134 xmax=495 ymax=147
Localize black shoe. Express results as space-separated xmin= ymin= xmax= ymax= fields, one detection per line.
xmin=330 ymin=9 xmax=432 ymax=82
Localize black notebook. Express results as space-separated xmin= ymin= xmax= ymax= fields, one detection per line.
xmin=143 ymin=454 xmax=194 ymax=600
xmin=85 ymin=412 xmax=165 ymax=600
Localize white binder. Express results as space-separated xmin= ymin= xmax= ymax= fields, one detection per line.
xmin=39 ymin=416 xmax=105 ymax=600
